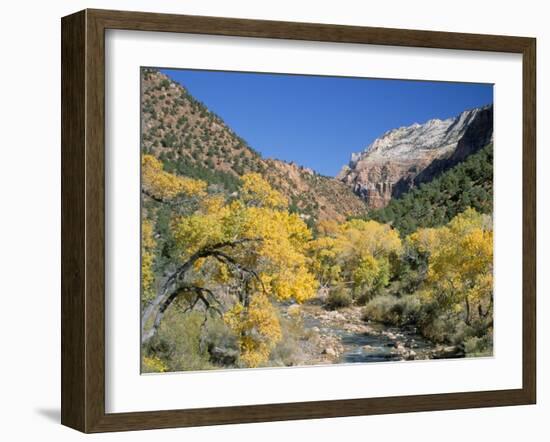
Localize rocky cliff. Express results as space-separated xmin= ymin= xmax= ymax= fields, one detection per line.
xmin=337 ymin=105 xmax=493 ymax=209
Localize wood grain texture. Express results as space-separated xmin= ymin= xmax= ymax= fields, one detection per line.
xmin=61 ymin=10 xmax=86 ymax=431
xmin=85 ymin=9 xmax=107 ymax=432
xmin=522 ymin=38 xmax=537 ymax=403
xmin=89 ymin=8 xmax=533 ymax=52
xmin=61 ymin=8 xmax=537 ymax=433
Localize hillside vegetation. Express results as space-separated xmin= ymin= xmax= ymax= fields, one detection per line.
xmin=141 ymin=68 xmax=367 ymax=225
xmin=366 ymin=143 xmax=493 ymax=235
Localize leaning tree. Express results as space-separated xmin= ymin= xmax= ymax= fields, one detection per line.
xmin=140 ymin=155 xmax=317 ymax=367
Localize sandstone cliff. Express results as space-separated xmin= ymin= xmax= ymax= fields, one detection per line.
xmin=337 ymin=106 xmax=493 ymax=209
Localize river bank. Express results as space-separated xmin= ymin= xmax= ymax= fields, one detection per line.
xmin=280 ymin=301 xmax=463 ymax=366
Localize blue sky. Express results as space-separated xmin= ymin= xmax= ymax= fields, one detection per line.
xmin=160 ymin=68 xmax=493 ymax=177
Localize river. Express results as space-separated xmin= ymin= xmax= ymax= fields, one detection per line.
xmin=289 ymin=302 xmax=450 ymax=364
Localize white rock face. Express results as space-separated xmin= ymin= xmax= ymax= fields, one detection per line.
xmin=347 ymin=108 xmax=481 ymax=168
xmin=337 ymin=106 xmax=493 ymax=209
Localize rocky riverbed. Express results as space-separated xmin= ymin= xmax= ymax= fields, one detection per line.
xmin=281 ymin=302 xmax=463 ymax=365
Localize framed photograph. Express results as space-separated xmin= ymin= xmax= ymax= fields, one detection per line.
xmin=61 ymin=9 xmax=536 ymax=433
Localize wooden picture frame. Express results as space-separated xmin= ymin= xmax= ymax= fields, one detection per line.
xmin=61 ymin=8 xmax=536 ymax=433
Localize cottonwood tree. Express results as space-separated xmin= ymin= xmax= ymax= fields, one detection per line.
xmin=141 ymin=156 xmax=317 ymax=367
xmin=408 ymin=208 xmax=493 ymax=325
xmin=308 ymin=218 xmax=402 ymax=301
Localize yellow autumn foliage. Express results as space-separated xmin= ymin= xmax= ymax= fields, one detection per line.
xmin=353 ymin=254 xmax=381 ymax=288
xmin=172 ymin=198 xmax=318 ymax=303
xmin=224 ymin=294 xmax=282 ymax=367
xmin=142 ymin=154 xmax=207 ymax=200
xmin=240 ymin=173 xmax=288 ymax=209
xmin=142 ymin=166 xmax=319 ymax=365
xmin=308 ymin=218 xmax=400 ymax=296
xmin=407 ymin=226 xmax=448 ymax=254
xmin=412 ymin=208 xmax=493 ymax=322
xmin=335 ymin=219 xmax=402 ymax=261
xmin=142 ymin=355 xmax=168 ymax=373
xmin=141 ymin=219 xmax=156 ymax=302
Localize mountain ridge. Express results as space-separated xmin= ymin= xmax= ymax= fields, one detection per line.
xmin=141 ymin=68 xmax=492 ymax=221
xmin=140 ymin=68 xmax=368 ymax=224
xmin=338 ymin=105 xmax=493 ymax=209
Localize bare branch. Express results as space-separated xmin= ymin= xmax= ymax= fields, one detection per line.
xmin=141 ymin=237 xmax=263 ymax=345
xmin=141 ymin=188 xmax=165 ymax=203
xmin=210 ymin=251 xmax=268 ymax=295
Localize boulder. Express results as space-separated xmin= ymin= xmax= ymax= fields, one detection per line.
xmin=322 ymin=347 xmax=338 ymax=357
xmin=209 ymin=346 xmax=239 ymax=366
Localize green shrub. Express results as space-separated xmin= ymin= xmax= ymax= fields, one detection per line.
xmin=361 ymin=293 xmax=493 ymax=352
xmin=420 ymin=313 xmax=458 ymax=343
xmin=464 ymin=335 xmax=493 ymax=357
xmin=268 ymin=335 xmax=305 ymax=367
xmin=362 ymin=295 xmax=400 ymax=324
xmin=145 ymin=310 xmax=215 ymax=372
xmin=326 ymin=286 xmax=352 ymax=310
xmin=202 ymin=319 xmax=240 ymax=367
xmin=362 ymin=294 xmax=424 ymax=326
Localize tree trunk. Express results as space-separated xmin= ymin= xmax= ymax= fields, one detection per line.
xmin=141 ymin=238 xmax=262 ymax=345
xmin=464 ymin=296 xmax=471 ymax=325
